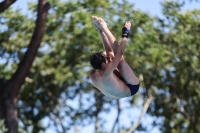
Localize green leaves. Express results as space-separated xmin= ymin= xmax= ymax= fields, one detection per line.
xmin=0 ymin=120 xmax=8 ymax=133
xmin=142 ymin=2 xmax=200 ymax=133
xmin=1 ymin=0 xmax=200 ymax=132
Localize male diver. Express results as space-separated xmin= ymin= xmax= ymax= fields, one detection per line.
xmin=89 ymin=16 xmax=139 ymax=99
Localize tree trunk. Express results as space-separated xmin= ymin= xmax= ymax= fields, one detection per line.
xmin=0 ymin=0 xmax=17 ymax=12
xmin=111 ymin=100 xmax=121 ymax=133
xmin=127 ymin=95 xmax=153 ymax=133
xmin=94 ymin=91 xmax=103 ymax=133
xmin=0 ymin=0 xmax=50 ymax=132
xmin=0 ymin=83 xmax=18 ymax=133
xmin=95 ymin=116 xmax=99 ymax=133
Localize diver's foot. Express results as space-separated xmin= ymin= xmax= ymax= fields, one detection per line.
xmin=92 ymin=16 xmax=102 ymax=33
xmin=92 ymin=16 xmax=107 ymax=31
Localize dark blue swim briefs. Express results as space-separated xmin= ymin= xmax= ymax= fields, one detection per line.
xmin=126 ymin=83 xmax=140 ymax=96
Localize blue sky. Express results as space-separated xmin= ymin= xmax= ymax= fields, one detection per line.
xmin=133 ymin=0 xmax=200 ymax=17
xmin=10 ymin=0 xmax=200 ymax=17
xmin=3 ymin=0 xmax=200 ymax=133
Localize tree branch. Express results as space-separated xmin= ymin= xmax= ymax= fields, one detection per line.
xmin=0 ymin=0 xmax=16 ymax=13
xmin=54 ymin=105 xmax=67 ymax=133
xmin=174 ymin=94 xmax=192 ymax=121
xmin=50 ymin=112 xmax=61 ymax=133
xmin=95 ymin=116 xmax=99 ymax=133
xmin=8 ymin=0 xmax=50 ymax=96
xmin=111 ymin=100 xmax=121 ymax=133
xmin=127 ymin=95 xmax=153 ymax=133
xmin=94 ymin=91 xmax=102 ymax=133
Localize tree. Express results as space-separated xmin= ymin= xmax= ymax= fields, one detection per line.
xmin=1 ymin=0 xmax=151 ymax=132
xmin=107 ymin=1 xmax=200 ymax=132
xmin=129 ymin=1 xmax=200 ymax=132
xmin=16 ymin=0 xmax=151 ymax=132
xmin=0 ymin=0 xmax=50 ymax=132
xmin=152 ymin=1 xmax=200 ymax=132
xmin=1 ymin=0 xmax=199 ymax=133
xmin=0 ymin=0 xmax=16 ymax=12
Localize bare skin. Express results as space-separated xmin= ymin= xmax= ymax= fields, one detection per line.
xmin=92 ymin=16 xmax=125 ymax=81
xmin=90 ymin=16 xmax=139 ymax=99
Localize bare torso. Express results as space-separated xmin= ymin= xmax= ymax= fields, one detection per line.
xmin=90 ymin=69 xmax=131 ymax=99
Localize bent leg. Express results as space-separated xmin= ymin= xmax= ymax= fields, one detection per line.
xmin=92 ymin=16 xmax=138 ymax=85
xmin=117 ymin=58 xmax=139 ymax=85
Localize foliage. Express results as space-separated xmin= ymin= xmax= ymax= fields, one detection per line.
xmin=152 ymin=1 xmax=200 ymax=133
xmin=0 ymin=120 xmax=8 ymax=133
xmin=1 ymin=0 xmax=142 ymax=132
xmin=130 ymin=1 xmax=200 ymax=133
xmin=0 ymin=0 xmax=200 ymax=132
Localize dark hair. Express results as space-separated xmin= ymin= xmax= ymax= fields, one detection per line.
xmin=89 ymin=52 xmax=107 ymax=69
